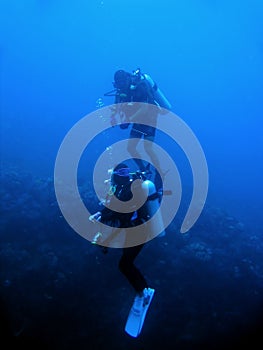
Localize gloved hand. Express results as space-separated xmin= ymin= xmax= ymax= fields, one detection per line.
xmin=89 ymin=211 xmax=102 ymax=223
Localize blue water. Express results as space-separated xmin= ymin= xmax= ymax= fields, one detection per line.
xmin=1 ymin=1 xmax=263 ymax=349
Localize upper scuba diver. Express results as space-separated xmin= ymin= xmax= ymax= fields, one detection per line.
xmin=105 ymin=68 xmax=172 ymax=189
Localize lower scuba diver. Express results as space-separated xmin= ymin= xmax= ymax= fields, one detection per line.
xmin=89 ymin=162 xmax=165 ymax=336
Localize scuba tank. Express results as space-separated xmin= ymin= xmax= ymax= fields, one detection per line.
xmin=136 ymin=179 xmax=166 ymax=239
xmin=143 ymin=73 xmax=172 ymax=111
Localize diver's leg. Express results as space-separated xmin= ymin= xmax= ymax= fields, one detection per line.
xmin=143 ymin=134 xmax=166 ymax=189
xmin=127 ymin=134 xmax=146 ymax=171
xmin=144 ymin=139 xmax=161 ymax=169
xmin=119 ymin=245 xmax=148 ymax=294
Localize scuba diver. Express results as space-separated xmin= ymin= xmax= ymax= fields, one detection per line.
xmin=89 ymin=162 xmax=165 ymax=337
xmin=105 ymin=68 xmax=172 ymax=186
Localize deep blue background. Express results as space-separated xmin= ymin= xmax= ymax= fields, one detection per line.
xmin=1 ymin=0 xmax=262 ymax=228
xmin=1 ymin=1 xmax=263 ymax=349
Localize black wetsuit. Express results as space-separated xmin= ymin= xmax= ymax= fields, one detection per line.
xmin=99 ymin=181 xmax=148 ymax=293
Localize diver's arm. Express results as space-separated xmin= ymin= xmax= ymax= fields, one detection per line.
xmin=90 ymin=206 xmax=120 ymax=223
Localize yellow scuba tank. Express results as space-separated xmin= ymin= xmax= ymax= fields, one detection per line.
xmin=143 ymin=73 xmax=172 ymax=112
xmin=137 ymin=179 xmax=166 ymax=239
